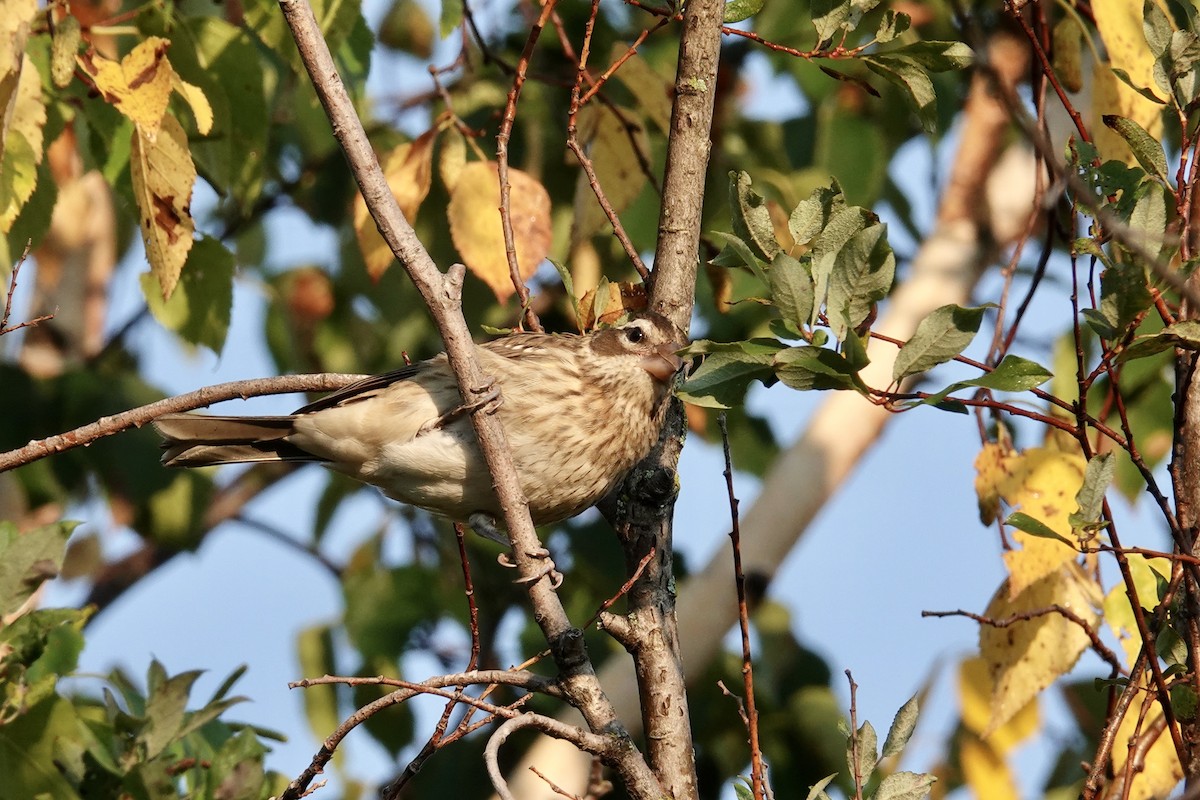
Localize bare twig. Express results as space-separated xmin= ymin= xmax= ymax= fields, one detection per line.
xmin=0 ymin=374 xmax=366 ymax=473
xmin=846 ymin=671 xmax=865 ymax=800
xmin=485 ymin=715 xmax=615 ymax=800
xmin=718 ymin=412 xmax=766 ymax=799
xmin=922 ymin=606 xmax=1125 ymax=676
xmin=1 ymin=241 xmax=54 ymax=337
xmin=493 ymin=0 xmax=557 ymax=332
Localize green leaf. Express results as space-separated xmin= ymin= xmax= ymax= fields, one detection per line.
xmin=873 ymin=771 xmax=937 ymax=800
xmin=1102 ymin=115 xmax=1169 ymax=181
xmin=1083 ymin=259 xmax=1153 ymax=341
xmin=894 ymin=41 xmax=975 ymax=70
xmin=1121 ymin=319 xmax=1200 ymax=361
xmin=1111 ymin=67 xmax=1168 ymax=103
xmin=140 ymin=236 xmax=234 ymax=353
xmin=789 ymin=182 xmax=846 ymax=248
xmin=1143 ymin=0 xmax=1172 ymax=59
xmin=773 ymin=346 xmax=867 ymax=392
xmin=847 ymin=720 xmax=878 ymax=784
xmin=0 ymin=520 xmax=77 ymax=617
xmin=1071 ymin=452 xmax=1115 ymax=529
xmin=729 ymin=171 xmax=781 ymax=261
xmin=439 ymin=0 xmax=463 ymax=36
xmin=1005 ymin=511 xmax=1076 ymax=547
xmin=881 ymin=695 xmax=919 ymax=758
xmin=843 ymin=329 xmax=870 ymax=371
xmin=892 ymin=304 xmax=990 ymax=381
xmin=141 ymin=663 xmax=207 ymax=759
xmin=769 ymin=252 xmax=815 ymax=329
xmin=1126 ymin=181 xmax=1168 ymax=260
xmin=805 ymin=773 xmax=838 ymax=800
xmin=811 ymin=0 xmax=852 ymax=46
xmin=912 ymin=355 xmax=1052 ymax=409
xmin=709 ymin=231 xmax=769 ymax=284
xmin=862 ymin=54 xmax=938 ymax=132
xmin=297 ymin=624 xmax=340 ymax=743
xmin=724 ymin=0 xmax=766 ymax=23
xmin=678 ymin=342 xmax=782 ymax=408
xmin=550 ymin=258 xmax=582 ymax=325
xmin=875 ymin=10 xmax=911 ymax=44
xmin=825 ymin=222 xmax=895 ymax=341
xmin=969 ymin=355 xmax=1054 ymax=392
xmin=733 ymin=778 xmax=755 ymax=800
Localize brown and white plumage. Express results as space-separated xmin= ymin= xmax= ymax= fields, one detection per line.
xmin=154 ymin=314 xmax=684 ymax=527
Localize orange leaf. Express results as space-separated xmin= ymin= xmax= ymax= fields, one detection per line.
xmin=354 ymin=130 xmax=435 ymax=280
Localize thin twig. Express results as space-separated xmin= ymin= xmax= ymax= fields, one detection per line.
xmin=846 ymin=670 xmax=865 ymax=800
xmin=0 ymin=374 xmax=367 ymax=473
xmin=1 ymin=241 xmax=54 ymax=337
xmin=922 ymin=606 xmax=1125 ymax=676
xmin=494 ymin=0 xmax=557 ymax=332
xmin=718 ymin=412 xmax=766 ymax=799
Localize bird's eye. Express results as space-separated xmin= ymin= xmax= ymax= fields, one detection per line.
xmin=625 ymin=325 xmax=645 ymax=343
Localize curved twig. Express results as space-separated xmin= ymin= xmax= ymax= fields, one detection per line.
xmin=485 ymin=714 xmax=613 ymax=800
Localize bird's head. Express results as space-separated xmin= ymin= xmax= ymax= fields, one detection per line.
xmin=589 ymin=313 xmax=685 ymax=384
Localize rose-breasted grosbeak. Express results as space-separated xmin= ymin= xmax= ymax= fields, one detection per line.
xmin=154 ymin=314 xmax=684 ymax=533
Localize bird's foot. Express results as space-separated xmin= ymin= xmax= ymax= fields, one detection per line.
xmin=497 ymin=546 xmax=564 ymax=590
xmin=468 ymin=513 xmax=564 ymax=588
xmin=418 ymin=380 xmax=502 ymax=436
xmin=468 ymin=512 xmax=508 ymax=545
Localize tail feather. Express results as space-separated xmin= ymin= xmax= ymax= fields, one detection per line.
xmin=154 ymin=413 xmax=324 ymax=467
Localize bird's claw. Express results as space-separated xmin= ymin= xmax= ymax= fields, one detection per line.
xmin=418 ymin=381 xmax=503 ymax=436
xmin=497 ymin=547 xmax=564 ymax=589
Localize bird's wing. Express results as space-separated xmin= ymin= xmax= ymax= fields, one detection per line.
xmin=482 ymin=332 xmax=577 ymax=362
xmin=293 ymin=363 xmax=427 ymax=414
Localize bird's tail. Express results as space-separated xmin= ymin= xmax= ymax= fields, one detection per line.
xmin=154 ymin=413 xmax=324 ymax=467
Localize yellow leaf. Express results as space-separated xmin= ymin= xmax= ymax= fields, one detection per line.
xmin=974 ymin=441 xmax=1012 ymax=525
xmin=958 ymin=657 xmax=1038 ymax=753
xmin=172 ymin=73 xmax=213 ymax=136
xmin=570 ymin=104 xmax=650 ymax=246
xmin=0 ymin=0 xmax=36 ymax=121
xmin=0 ymin=53 xmax=45 ymax=232
xmin=973 ymin=445 xmax=1087 ymax=597
xmin=1093 ymin=0 xmax=1155 ymax=89
xmin=1091 ymin=0 xmax=1164 ymax=164
xmin=79 ymin=38 xmax=175 ymax=137
xmin=959 ymin=735 xmax=1019 ymax=800
xmin=1104 ymin=554 xmax=1171 ymax=666
xmin=131 ymin=114 xmax=195 ymax=300
xmin=438 ymin=126 xmax=466 ymax=193
xmin=1110 ymin=672 xmax=1183 ymax=800
xmin=447 ymin=160 xmax=552 ymax=302
xmin=979 ymin=563 xmax=1100 ymax=736
xmin=354 ymin=130 xmax=435 ymax=280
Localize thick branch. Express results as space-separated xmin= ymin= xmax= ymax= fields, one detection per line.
xmin=275 ymin=1 xmax=659 ymax=796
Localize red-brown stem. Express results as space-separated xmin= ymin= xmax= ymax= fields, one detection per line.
xmin=565 ymin=0 xmax=651 ymax=279
xmin=718 ymin=412 xmax=766 ymax=799
xmin=494 ymin=0 xmax=557 ymax=332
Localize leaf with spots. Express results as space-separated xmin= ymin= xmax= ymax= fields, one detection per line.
xmin=130 ymin=113 xmax=195 ymax=300
xmin=979 ymin=563 xmax=1100 ymax=737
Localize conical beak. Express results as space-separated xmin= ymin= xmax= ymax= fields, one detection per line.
xmin=641 ymin=343 xmax=684 ymax=383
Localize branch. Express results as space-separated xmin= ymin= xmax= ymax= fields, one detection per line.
xmin=0 ymin=374 xmax=366 ymax=473
xmin=275 ymin=0 xmax=661 ymax=796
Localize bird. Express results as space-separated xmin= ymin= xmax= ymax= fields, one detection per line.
xmin=154 ymin=313 xmax=684 ymax=540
